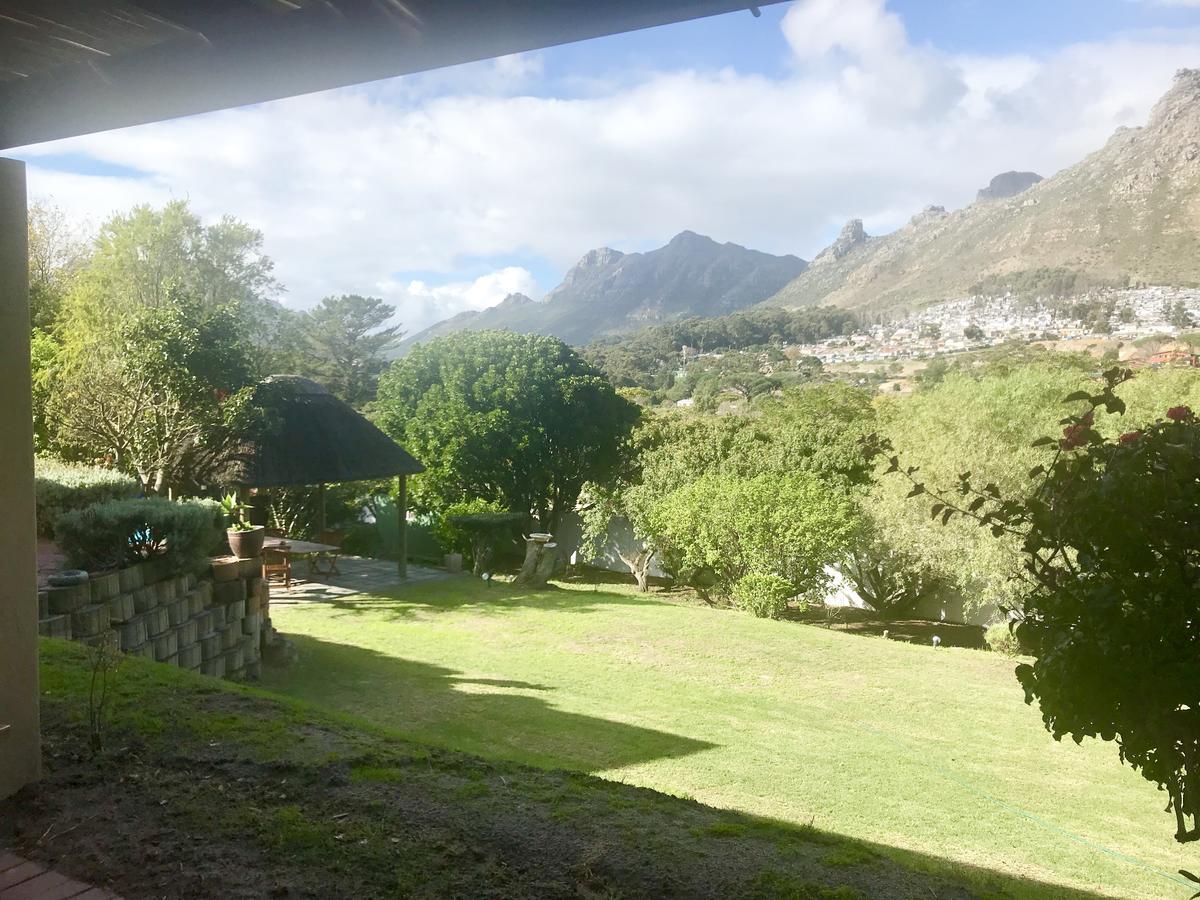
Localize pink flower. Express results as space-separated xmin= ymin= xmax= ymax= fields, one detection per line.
xmin=1118 ymin=431 xmax=1141 ymax=444
xmin=1166 ymin=405 xmax=1193 ymax=422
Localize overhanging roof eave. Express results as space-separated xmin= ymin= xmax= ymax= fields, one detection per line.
xmin=0 ymin=1 xmax=785 ymax=151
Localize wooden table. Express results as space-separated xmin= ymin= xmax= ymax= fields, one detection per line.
xmin=263 ymin=537 xmax=342 ymax=577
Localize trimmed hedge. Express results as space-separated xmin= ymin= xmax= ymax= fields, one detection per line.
xmin=56 ymin=497 xmax=224 ymax=574
xmin=35 ymin=458 xmax=139 ymax=538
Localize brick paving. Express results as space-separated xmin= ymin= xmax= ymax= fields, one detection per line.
xmin=267 ymin=555 xmax=452 ymax=605
xmin=0 ymin=853 xmax=119 ymax=900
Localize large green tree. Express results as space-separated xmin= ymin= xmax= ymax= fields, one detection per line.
xmin=302 ymin=294 xmax=402 ymax=407
xmin=883 ymin=370 xmax=1200 ymax=842
xmin=28 ymin=200 xmax=88 ymax=329
xmin=869 ymin=359 xmax=1200 ymax=618
xmin=62 ymin=199 xmax=278 ymax=343
xmin=645 ymin=471 xmax=860 ymax=610
xmin=583 ymin=384 xmax=875 ymax=592
xmin=870 ymin=361 xmax=1093 ymax=616
xmin=47 ymin=295 xmax=258 ymax=493
xmin=375 ymin=331 xmax=640 ymax=533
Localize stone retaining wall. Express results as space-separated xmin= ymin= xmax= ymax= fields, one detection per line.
xmin=38 ymin=555 xmax=268 ymax=680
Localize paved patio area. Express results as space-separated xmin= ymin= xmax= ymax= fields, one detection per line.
xmin=267 ymin=556 xmax=453 ymax=604
xmin=0 ymin=852 xmax=119 ymax=899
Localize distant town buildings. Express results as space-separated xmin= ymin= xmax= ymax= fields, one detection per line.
xmin=779 ymin=287 xmax=1200 ymax=367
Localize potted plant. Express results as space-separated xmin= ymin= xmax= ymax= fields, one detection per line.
xmin=221 ymin=493 xmax=265 ymax=559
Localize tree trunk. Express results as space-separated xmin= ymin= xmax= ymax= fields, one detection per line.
xmin=515 ymin=539 xmax=560 ymax=587
xmin=619 ymin=547 xmax=654 ymax=592
xmin=633 ymin=566 xmax=649 ymax=592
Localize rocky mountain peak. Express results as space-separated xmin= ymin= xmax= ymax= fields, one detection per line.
xmin=760 ymin=73 xmax=1200 ymax=315
xmin=496 ymin=292 xmax=534 ymax=309
xmin=814 ymin=219 xmax=868 ymax=263
xmin=667 ymin=230 xmax=718 ymax=250
xmin=578 ymin=247 xmax=624 ymax=269
xmin=976 ymin=171 xmax=1043 ymax=202
xmin=399 ymin=229 xmax=807 ymax=351
xmin=1146 ymin=68 xmax=1200 ymax=133
xmin=552 ymin=246 xmax=625 ymax=293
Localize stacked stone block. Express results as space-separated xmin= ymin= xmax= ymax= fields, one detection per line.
xmin=39 ymin=554 xmax=269 ymax=682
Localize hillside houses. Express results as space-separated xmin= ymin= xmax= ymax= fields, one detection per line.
xmin=778 ymin=287 xmax=1200 ymax=366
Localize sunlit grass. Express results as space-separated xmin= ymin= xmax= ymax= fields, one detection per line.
xmin=263 ymin=577 xmax=1194 ymax=899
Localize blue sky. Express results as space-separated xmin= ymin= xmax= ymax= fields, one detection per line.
xmin=13 ymin=0 xmax=1200 ymax=332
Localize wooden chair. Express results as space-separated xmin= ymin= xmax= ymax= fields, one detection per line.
xmin=262 ymin=542 xmax=292 ymax=589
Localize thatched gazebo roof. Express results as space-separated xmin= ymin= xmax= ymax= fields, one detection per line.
xmin=216 ymin=375 xmax=423 ymax=488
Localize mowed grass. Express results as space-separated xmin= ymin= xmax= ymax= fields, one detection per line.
xmin=262 ymin=578 xmax=1195 ymax=899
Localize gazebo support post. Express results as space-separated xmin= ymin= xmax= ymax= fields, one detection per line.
xmin=397 ymin=474 xmax=408 ymax=579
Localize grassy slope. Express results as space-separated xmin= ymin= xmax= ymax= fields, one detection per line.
xmin=3 ymin=642 xmax=1061 ymax=900
xmin=261 ymin=579 xmax=1196 ymax=899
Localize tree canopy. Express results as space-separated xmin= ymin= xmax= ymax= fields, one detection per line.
xmin=60 ymin=199 xmax=278 ymax=346
xmin=299 ymin=294 xmax=402 ymax=407
xmin=375 ymin=331 xmax=640 ymax=532
xmin=47 ymin=296 xmax=258 ymax=493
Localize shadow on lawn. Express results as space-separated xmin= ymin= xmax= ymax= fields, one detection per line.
xmin=264 ymin=633 xmax=717 ymax=774
xmin=313 ymin=578 xmax=666 ymax=621
xmin=732 ymin=813 xmax=1157 ymax=900
xmin=259 ymin=635 xmax=1141 ymax=899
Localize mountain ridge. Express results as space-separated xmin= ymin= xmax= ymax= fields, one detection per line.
xmin=762 ymin=69 xmax=1200 ymax=314
xmin=397 ymin=231 xmax=807 ymax=351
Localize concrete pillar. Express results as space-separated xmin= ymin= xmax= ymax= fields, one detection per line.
xmin=397 ymin=474 xmax=407 ymax=579
xmin=0 ymin=157 xmax=39 ymax=799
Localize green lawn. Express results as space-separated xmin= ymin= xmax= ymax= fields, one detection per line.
xmin=263 ymin=578 xmax=1196 ymax=899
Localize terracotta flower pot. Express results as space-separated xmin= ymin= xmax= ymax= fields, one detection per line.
xmin=227 ymin=525 xmax=266 ymax=560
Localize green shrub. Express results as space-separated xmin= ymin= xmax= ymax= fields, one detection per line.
xmin=434 ymin=499 xmax=521 ymax=574
xmin=432 ymin=498 xmax=510 ymax=554
xmin=34 ymin=458 xmax=139 ymax=538
xmin=646 ymin=472 xmax=861 ymax=602
xmin=984 ymin=622 xmax=1021 ymax=656
xmin=732 ymin=573 xmax=794 ymax=619
xmin=190 ymin=497 xmax=228 ymax=557
xmin=56 ymin=497 xmax=223 ymax=574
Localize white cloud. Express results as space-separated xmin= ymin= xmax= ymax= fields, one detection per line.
xmin=376 ymin=267 xmax=541 ymax=334
xmin=14 ymin=0 xmax=1200 ymax=332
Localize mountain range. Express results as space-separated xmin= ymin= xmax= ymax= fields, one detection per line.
xmin=403 ymin=69 xmax=1200 ymax=349
xmin=762 ymin=68 xmax=1200 ymax=314
xmin=398 ymin=231 xmax=807 ymax=351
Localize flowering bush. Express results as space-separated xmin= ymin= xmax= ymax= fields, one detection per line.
xmin=875 ymin=368 xmax=1200 ymax=842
